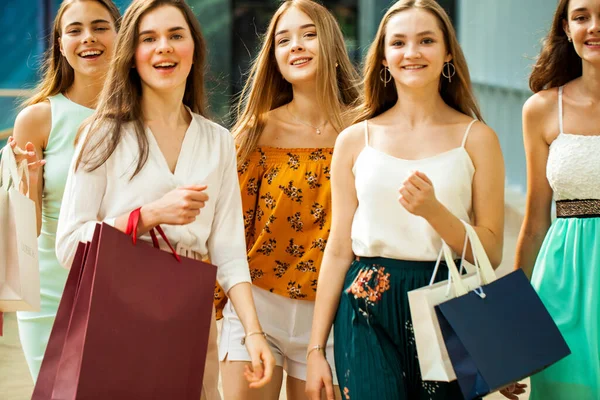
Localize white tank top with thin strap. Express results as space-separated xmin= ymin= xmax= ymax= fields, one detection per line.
xmin=546 ymin=86 xmax=600 ymax=201
xmin=351 ymin=120 xmax=476 ymax=261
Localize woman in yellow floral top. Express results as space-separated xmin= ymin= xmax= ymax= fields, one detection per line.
xmin=216 ymin=1 xmax=359 ymax=399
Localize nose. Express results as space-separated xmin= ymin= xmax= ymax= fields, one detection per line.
xmin=82 ymin=29 xmax=97 ymax=44
xmin=404 ymin=42 xmax=421 ymax=59
xmin=156 ymin=37 xmax=173 ymax=54
xmin=589 ymin=15 xmax=600 ymax=33
xmin=290 ymin=37 xmax=304 ymax=53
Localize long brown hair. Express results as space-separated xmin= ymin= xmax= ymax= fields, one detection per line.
xmin=75 ymin=0 xmax=208 ymax=177
xmin=529 ymin=0 xmax=581 ymax=93
xmin=354 ymin=0 xmax=482 ymax=122
xmin=24 ymin=0 xmax=121 ymax=107
xmin=233 ymin=0 xmax=360 ymax=163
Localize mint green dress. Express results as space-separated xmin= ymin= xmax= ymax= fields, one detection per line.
xmin=16 ymin=94 xmax=93 ymax=381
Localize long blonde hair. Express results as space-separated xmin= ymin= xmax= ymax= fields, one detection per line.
xmin=24 ymin=0 xmax=121 ymax=107
xmin=354 ymin=0 xmax=482 ymax=122
xmin=233 ymin=0 xmax=360 ymax=163
xmin=75 ymin=0 xmax=208 ymax=178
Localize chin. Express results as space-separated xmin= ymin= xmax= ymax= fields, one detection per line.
xmin=283 ymin=72 xmax=317 ymax=86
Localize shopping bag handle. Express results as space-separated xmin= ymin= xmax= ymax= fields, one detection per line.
xmin=438 ymin=221 xmax=497 ymax=297
xmin=125 ymin=207 xmax=181 ymax=262
xmin=0 ymin=144 xmax=29 ymax=195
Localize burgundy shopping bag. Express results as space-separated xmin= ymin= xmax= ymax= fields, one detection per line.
xmin=42 ymin=210 xmax=217 ymax=399
xmin=33 ymin=242 xmax=89 ymax=399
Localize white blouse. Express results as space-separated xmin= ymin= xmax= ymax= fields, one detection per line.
xmin=56 ymin=112 xmax=251 ymax=294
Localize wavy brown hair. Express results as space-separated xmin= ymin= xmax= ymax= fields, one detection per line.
xmin=24 ymin=0 xmax=121 ymax=107
xmin=75 ymin=0 xmax=208 ymax=177
xmin=529 ymin=0 xmax=581 ymax=93
xmin=233 ymin=0 xmax=360 ymax=163
xmin=354 ymin=0 xmax=482 ymax=122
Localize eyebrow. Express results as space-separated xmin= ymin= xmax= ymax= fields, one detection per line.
xmin=275 ymin=23 xmax=316 ymax=37
xmin=65 ymin=19 xmax=111 ymax=29
xmin=391 ymin=30 xmax=437 ymax=38
xmin=570 ymin=7 xmax=588 ymax=13
xmin=139 ymin=26 xmax=186 ymax=36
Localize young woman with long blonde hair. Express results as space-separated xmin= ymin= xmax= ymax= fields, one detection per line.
xmin=55 ymin=0 xmax=275 ymax=398
xmin=217 ymin=1 xmax=359 ymax=399
xmin=7 ymin=0 xmax=120 ymax=381
xmin=515 ymin=0 xmax=600 ymax=398
xmin=306 ymin=0 xmax=507 ymax=399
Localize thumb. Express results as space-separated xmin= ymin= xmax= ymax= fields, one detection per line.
xmin=250 ymin=352 xmax=264 ymax=379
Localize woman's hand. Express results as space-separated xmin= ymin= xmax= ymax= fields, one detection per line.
xmin=499 ymin=382 xmax=528 ymax=399
xmin=305 ymin=350 xmax=336 ymax=400
xmin=141 ymin=185 xmax=209 ymax=227
xmin=398 ymin=170 xmax=441 ymax=219
xmin=7 ymin=136 xmax=45 ymax=192
xmin=242 ymin=333 xmax=275 ymax=389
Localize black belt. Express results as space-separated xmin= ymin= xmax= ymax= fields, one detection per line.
xmin=556 ymin=199 xmax=600 ymax=218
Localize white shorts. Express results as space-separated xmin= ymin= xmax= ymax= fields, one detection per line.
xmin=218 ymin=285 xmax=338 ymax=384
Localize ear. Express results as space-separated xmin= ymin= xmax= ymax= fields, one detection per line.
xmin=382 ymin=58 xmax=388 ymax=67
xmin=445 ymin=53 xmax=453 ymax=63
xmin=563 ymin=19 xmax=571 ymax=41
xmin=59 ymin=37 xmax=65 ymax=57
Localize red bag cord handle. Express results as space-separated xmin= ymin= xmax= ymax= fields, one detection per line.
xmin=125 ymin=208 xmax=181 ymax=262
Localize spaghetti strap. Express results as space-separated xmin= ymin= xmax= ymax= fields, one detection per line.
xmin=364 ymin=120 xmax=370 ymax=147
xmin=558 ymin=86 xmax=564 ymax=134
xmin=461 ymin=119 xmax=478 ymax=148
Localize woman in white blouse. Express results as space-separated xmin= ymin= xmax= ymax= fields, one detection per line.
xmin=55 ymin=0 xmax=275 ymax=398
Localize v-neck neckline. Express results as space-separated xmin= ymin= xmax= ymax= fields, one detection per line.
xmin=146 ymin=110 xmax=196 ymax=177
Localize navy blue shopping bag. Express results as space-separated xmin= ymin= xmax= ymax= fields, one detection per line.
xmin=435 ymin=269 xmax=570 ymax=400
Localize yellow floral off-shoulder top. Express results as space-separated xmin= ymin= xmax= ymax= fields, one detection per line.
xmin=214 ymin=146 xmax=333 ymax=309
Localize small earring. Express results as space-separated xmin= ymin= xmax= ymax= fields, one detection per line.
xmin=442 ymin=62 xmax=456 ymax=83
xmin=335 ymin=62 xmax=339 ymax=68
xmin=567 ymin=36 xmax=572 ymax=42
xmin=380 ymin=66 xmax=392 ymax=87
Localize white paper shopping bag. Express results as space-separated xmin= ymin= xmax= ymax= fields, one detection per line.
xmin=0 ymin=144 xmax=40 ymax=311
xmin=407 ymin=222 xmax=496 ymax=382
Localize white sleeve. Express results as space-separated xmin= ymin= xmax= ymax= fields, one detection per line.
xmin=207 ymin=134 xmax=251 ymax=294
xmin=55 ymin=142 xmax=113 ymax=269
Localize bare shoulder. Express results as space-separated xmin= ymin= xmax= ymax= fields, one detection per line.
xmin=463 ymin=121 xmax=503 ymax=167
xmin=335 ymin=121 xmax=365 ymax=150
xmin=523 ymin=89 xmax=557 ymax=121
xmin=13 ymin=101 xmax=52 ymax=147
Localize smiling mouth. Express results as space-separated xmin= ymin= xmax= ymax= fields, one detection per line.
xmin=153 ymin=62 xmax=177 ymax=70
xmin=586 ymin=40 xmax=600 ymax=46
xmin=78 ymin=50 xmax=103 ymax=58
xmin=402 ymin=65 xmax=426 ymax=70
xmin=291 ymin=58 xmax=311 ymax=66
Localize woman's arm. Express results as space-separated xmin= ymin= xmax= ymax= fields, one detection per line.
xmin=11 ymin=102 xmax=52 ymax=235
xmin=306 ymin=125 xmax=362 ymax=399
xmin=514 ymin=95 xmax=553 ymax=278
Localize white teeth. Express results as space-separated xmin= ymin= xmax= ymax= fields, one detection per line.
xmin=292 ymin=58 xmax=310 ymax=65
xmin=403 ymin=65 xmax=425 ymax=70
xmin=80 ymin=50 xmax=102 ymax=57
xmin=587 ymin=41 xmax=600 ymax=45
xmin=155 ymin=62 xmax=176 ymax=67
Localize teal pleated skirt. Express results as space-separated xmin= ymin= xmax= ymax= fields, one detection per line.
xmin=333 ymin=257 xmax=465 ymax=400
xmin=530 ymin=217 xmax=600 ymax=400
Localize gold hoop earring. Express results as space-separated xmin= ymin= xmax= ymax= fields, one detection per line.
xmin=380 ymin=67 xmax=392 ymax=87
xmin=442 ymin=62 xmax=456 ymax=83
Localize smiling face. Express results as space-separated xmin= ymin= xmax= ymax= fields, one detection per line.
xmin=382 ymin=8 xmax=450 ymax=89
xmin=273 ymin=7 xmax=319 ymax=85
xmin=564 ymin=0 xmax=600 ymax=64
xmin=134 ymin=4 xmax=195 ymax=95
xmin=59 ymin=1 xmax=117 ymax=79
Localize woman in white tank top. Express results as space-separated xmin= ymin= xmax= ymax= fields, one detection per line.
xmin=305 ymin=1 xmax=507 ymax=400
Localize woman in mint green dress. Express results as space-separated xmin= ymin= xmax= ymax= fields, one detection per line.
xmin=515 ymin=0 xmax=600 ymax=399
xmin=9 ymin=0 xmax=120 ymax=381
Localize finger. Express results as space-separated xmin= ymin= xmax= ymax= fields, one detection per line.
xmin=8 ymin=136 xmax=16 ymax=147
xmin=324 ymin=378 xmax=335 ymax=400
xmin=180 ymin=184 xmax=208 ymax=192
xmin=409 ymin=173 xmax=431 ymax=190
xmin=186 ymin=190 xmax=210 ymax=203
xmin=402 ymin=180 xmax=420 ymax=195
xmin=399 ymin=186 xmax=415 ymax=200
xmin=28 ymin=160 xmax=46 ymax=169
xmin=499 ymin=390 xmax=518 ymax=400
xmin=415 ymin=170 xmax=432 ymax=184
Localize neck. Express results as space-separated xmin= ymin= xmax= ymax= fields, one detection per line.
xmin=579 ymin=62 xmax=600 ymax=101
xmin=65 ymin=73 xmax=105 ymax=108
xmin=141 ymin=85 xmax=189 ymax=128
xmin=388 ymin=81 xmax=447 ymax=127
xmin=288 ymin=81 xmax=327 ymax=127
